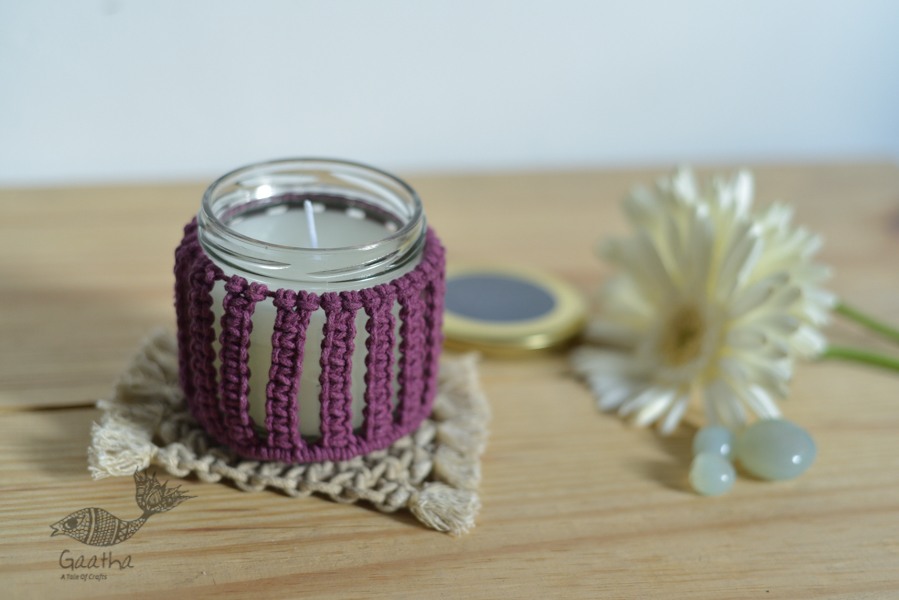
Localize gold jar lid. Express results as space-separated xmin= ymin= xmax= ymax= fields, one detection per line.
xmin=442 ymin=264 xmax=588 ymax=356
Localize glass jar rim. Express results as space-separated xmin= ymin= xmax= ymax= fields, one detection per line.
xmin=200 ymin=157 xmax=423 ymax=252
xmin=197 ymin=157 xmax=427 ymax=286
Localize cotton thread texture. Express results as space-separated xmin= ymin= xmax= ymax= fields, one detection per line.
xmin=174 ymin=219 xmax=446 ymax=463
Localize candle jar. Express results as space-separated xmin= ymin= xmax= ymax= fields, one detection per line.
xmin=174 ymin=158 xmax=446 ymax=463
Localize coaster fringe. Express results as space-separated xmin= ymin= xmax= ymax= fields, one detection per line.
xmin=433 ymin=445 xmax=481 ymax=491
xmin=87 ymin=420 xmax=155 ymax=478
xmin=409 ymin=483 xmax=480 ymax=536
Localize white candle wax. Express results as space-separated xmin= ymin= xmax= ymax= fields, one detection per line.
xmin=209 ymin=202 xmax=417 ymax=438
xmin=229 ymin=202 xmax=395 ymax=249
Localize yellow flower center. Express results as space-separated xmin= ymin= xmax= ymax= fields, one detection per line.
xmin=660 ymin=305 xmax=705 ymax=366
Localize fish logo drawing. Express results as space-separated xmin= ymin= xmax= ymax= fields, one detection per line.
xmin=50 ymin=471 xmax=194 ymax=547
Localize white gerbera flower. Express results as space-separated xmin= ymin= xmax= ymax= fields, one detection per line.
xmin=572 ymin=168 xmax=834 ymax=434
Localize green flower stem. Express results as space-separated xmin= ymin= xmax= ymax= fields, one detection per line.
xmin=834 ymin=301 xmax=899 ymax=346
xmin=819 ymin=345 xmax=899 ymax=374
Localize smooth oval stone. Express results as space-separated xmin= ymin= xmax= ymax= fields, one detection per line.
xmin=689 ymin=453 xmax=736 ymax=496
xmin=692 ymin=426 xmax=734 ymax=459
xmin=735 ymin=419 xmax=816 ymax=481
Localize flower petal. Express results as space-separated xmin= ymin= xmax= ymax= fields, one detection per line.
xmin=738 ymin=384 xmax=783 ymax=419
xmin=619 ymin=386 xmax=666 ymax=418
xmin=659 ymin=393 xmax=690 ymax=435
xmin=633 ymin=389 xmax=677 ymax=427
xmin=729 ymin=273 xmax=788 ymax=320
xmin=791 ymin=324 xmax=828 ymax=358
xmin=705 ymin=378 xmax=747 ymax=429
xmin=732 ymin=170 xmax=754 ymax=217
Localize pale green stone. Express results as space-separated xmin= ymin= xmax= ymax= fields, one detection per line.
xmin=735 ymin=419 xmax=816 ymax=481
xmin=692 ymin=426 xmax=734 ymax=459
xmin=689 ymin=453 xmax=736 ymax=496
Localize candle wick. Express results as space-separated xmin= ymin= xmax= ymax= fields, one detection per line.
xmin=304 ymin=200 xmax=319 ymax=248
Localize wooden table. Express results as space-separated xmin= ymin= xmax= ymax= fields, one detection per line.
xmin=2 ymin=164 xmax=898 ymax=599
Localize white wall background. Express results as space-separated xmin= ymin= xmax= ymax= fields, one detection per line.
xmin=1 ymin=0 xmax=898 ymax=186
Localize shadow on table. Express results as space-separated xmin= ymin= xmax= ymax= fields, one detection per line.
xmin=628 ymin=423 xmax=696 ymax=493
xmin=16 ymin=406 xmax=100 ymax=478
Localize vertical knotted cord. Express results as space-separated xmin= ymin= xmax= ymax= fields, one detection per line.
xmin=185 ymin=257 xmax=220 ymax=436
xmin=421 ymin=235 xmax=447 ymax=411
xmin=396 ymin=270 xmax=428 ymax=429
xmin=174 ymin=220 xmax=199 ymax=404
xmin=360 ymin=285 xmax=397 ymax=444
xmin=218 ymin=278 xmax=269 ymax=450
xmin=318 ymin=291 xmax=363 ymax=450
xmin=265 ymin=289 xmax=319 ymax=454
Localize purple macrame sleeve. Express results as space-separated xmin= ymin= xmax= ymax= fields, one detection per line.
xmin=174 ymin=221 xmax=445 ymax=464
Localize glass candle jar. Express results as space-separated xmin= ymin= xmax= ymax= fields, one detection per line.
xmin=175 ymin=158 xmax=446 ymax=463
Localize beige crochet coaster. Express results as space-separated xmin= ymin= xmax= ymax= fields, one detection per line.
xmin=88 ymin=330 xmax=490 ymax=535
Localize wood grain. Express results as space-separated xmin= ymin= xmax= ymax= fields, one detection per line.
xmin=1 ymin=163 xmax=899 ymax=599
